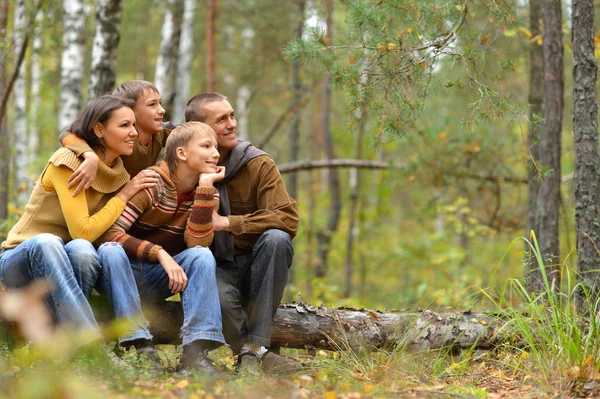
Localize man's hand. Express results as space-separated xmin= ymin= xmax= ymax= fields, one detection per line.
xmin=199 ymin=166 xmax=225 ymax=186
xmin=68 ymin=151 xmax=100 ymax=196
xmin=157 ymin=249 xmax=188 ymax=294
xmin=212 ymin=209 xmax=231 ymax=232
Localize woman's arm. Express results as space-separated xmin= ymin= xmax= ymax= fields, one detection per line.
xmin=50 ymin=165 xmax=160 ymax=243
xmin=59 ymin=131 xmax=100 ymax=196
xmin=49 ymin=164 xmax=127 ymax=242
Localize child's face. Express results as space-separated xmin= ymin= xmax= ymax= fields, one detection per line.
xmin=182 ymin=132 xmax=220 ymax=174
xmin=133 ymin=90 xmax=165 ymax=135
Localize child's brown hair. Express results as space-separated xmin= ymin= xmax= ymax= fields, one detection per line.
xmin=112 ymin=80 xmax=159 ymax=103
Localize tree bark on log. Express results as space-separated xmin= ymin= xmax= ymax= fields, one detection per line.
xmin=147 ymin=302 xmax=507 ymax=352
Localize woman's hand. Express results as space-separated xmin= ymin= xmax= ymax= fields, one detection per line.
xmin=116 ymin=169 xmax=160 ymax=203
xmin=68 ymin=151 xmax=100 ymax=196
xmin=198 ymin=166 xmax=225 ymax=186
xmin=157 ymin=249 xmax=188 ymax=294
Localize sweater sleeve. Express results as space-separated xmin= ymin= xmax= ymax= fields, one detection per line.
xmin=228 ymin=158 xmax=299 ymax=238
xmin=59 ymin=130 xmax=94 ymax=157
xmin=184 ymin=186 xmax=218 ymax=248
xmin=97 ymin=186 xmax=163 ymax=262
xmin=46 ymin=164 xmax=127 ymax=242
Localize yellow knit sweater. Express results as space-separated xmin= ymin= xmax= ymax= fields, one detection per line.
xmin=2 ymin=148 xmax=130 ymax=249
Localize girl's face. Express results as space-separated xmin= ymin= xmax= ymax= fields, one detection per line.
xmin=182 ymin=132 xmax=220 ymax=174
xmin=96 ymin=106 xmax=138 ymax=163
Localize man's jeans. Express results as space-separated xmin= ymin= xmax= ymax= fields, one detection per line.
xmin=216 ymin=229 xmax=293 ymax=352
xmin=0 ymin=234 xmax=101 ymax=335
xmin=97 ymin=243 xmax=225 ymax=348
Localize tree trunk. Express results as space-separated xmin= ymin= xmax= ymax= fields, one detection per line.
xmin=206 ymin=0 xmax=218 ymax=92
xmin=154 ymin=0 xmax=183 ymax=121
xmin=59 ymin=0 xmax=86 ymax=131
xmin=315 ymin=0 xmax=340 ymax=280
xmin=88 ymin=0 xmax=123 ymax=100
xmin=536 ymin=0 xmax=563 ymax=290
xmin=171 ymin=0 xmax=196 ymax=123
xmin=13 ymin=0 xmax=28 ymax=206
xmin=344 ymin=60 xmax=369 ymax=297
xmin=235 ymin=85 xmax=251 ymax=141
xmin=147 ymin=302 xmax=507 ymax=352
xmin=0 ymin=0 xmax=7 ymax=222
xmin=526 ymin=0 xmax=544 ymax=293
xmin=287 ymin=0 xmax=305 ymax=201
xmin=29 ymin=11 xmax=42 ymax=168
xmin=572 ymin=0 xmax=600 ymax=307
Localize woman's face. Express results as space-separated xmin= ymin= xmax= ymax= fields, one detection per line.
xmin=97 ymin=106 xmax=138 ymax=162
xmin=182 ymin=133 xmax=220 ymax=174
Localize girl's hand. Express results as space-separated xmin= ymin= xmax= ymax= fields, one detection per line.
xmin=157 ymin=249 xmax=188 ymax=294
xmin=116 ymin=169 xmax=160 ymax=202
xmin=198 ymin=166 xmax=225 ymax=186
xmin=68 ymin=151 xmax=100 ymax=196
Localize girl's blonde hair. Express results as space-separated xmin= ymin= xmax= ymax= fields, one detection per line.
xmin=165 ymin=122 xmax=217 ymax=174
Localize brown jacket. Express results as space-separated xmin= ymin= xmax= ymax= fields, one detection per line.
xmin=225 ymin=155 xmax=298 ymax=255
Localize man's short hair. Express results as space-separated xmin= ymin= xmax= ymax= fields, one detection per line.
xmin=185 ymin=92 xmax=227 ymax=122
xmin=113 ymin=80 xmax=160 ymax=103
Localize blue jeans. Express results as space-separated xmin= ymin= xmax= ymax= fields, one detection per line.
xmin=0 ymin=234 xmax=101 ymax=335
xmin=97 ymin=243 xmax=225 ymax=348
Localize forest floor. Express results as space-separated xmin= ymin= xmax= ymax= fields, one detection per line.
xmin=0 ymin=339 xmax=591 ymax=399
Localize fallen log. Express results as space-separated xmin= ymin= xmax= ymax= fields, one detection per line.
xmin=147 ymin=302 xmax=509 ymax=351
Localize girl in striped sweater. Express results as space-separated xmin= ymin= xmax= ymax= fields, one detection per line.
xmin=96 ymin=122 xmax=227 ymax=376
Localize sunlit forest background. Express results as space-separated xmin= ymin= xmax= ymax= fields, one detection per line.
xmin=0 ymin=0 xmax=577 ymax=311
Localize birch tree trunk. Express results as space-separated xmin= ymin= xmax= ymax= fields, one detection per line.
xmin=572 ymin=0 xmax=600 ymax=308
xmin=525 ymin=0 xmax=544 ymax=293
xmin=88 ymin=0 xmax=123 ymax=100
xmin=536 ymin=0 xmax=563 ymax=291
xmin=29 ymin=11 xmax=43 ymax=168
xmin=288 ymin=0 xmax=305 ymax=201
xmin=171 ymin=0 xmax=196 ymax=123
xmin=315 ymin=0 xmax=340 ymax=279
xmin=0 ymin=0 xmax=8 ymax=221
xmin=59 ymin=0 xmax=86 ymax=131
xmin=155 ymin=0 xmax=183 ymax=120
xmin=13 ymin=0 xmax=29 ymax=206
xmin=206 ymin=0 xmax=218 ymax=92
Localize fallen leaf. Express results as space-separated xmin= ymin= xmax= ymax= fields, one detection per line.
xmin=175 ymin=380 xmax=189 ymax=389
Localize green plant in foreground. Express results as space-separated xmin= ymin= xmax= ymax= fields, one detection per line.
xmin=482 ymin=231 xmax=600 ymax=393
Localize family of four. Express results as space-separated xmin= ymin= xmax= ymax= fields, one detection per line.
xmin=0 ymin=81 xmax=299 ymax=377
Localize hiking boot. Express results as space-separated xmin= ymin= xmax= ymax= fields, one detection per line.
xmin=236 ymin=351 xmax=261 ymax=377
xmin=236 ymin=350 xmax=302 ymax=376
xmin=178 ymin=342 xmax=227 ymax=378
xmin=260 ymin=351 xmax=303 ymax=375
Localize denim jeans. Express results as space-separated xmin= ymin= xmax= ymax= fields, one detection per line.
xmin=216 ymin=229 xmax=293 ymax=352
xmin=97 ymin=243 xmax=225 ymax=348
xmin=0 ymin=234 xmax=101 ymax=335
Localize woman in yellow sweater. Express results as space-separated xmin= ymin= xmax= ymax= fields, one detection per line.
xmin=0 ymin=95 xmax=159 ymax=338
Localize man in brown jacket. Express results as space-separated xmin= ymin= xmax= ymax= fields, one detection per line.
xmin=184 ymin=93 xmax=301 ymax=375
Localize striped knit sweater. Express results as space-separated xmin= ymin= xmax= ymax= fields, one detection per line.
xmin=98 ymin=160 xmax=219 ymax=262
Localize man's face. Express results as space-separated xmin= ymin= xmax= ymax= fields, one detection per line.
xmin=201 ymin=99 xmax=238 ymax=151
